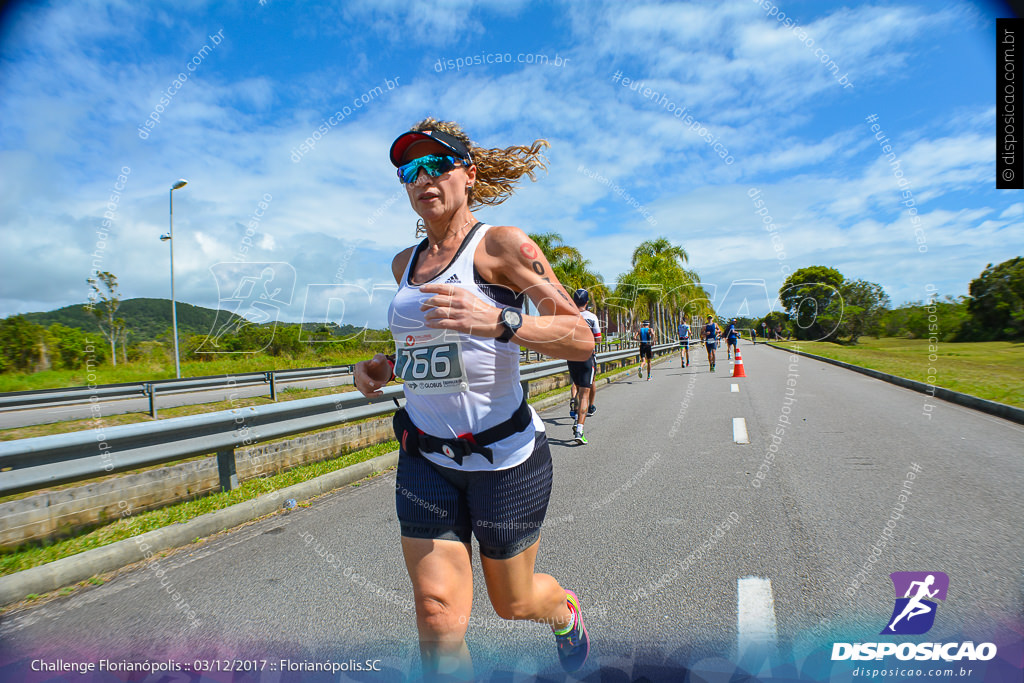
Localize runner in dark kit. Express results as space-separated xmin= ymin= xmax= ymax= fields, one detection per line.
xmin=725 ymin=318 xmax=739 ymax=360
xmin=567 ymin=288 xmax=601 ymax=444
xmin=634 ymin=319 xmax=655 ymax=380
xmin=354 ymin=119 xmax=593 ymax=679
xmin=704 ymin=316 xmax=720 ymax=371
xmin=677 ymin=315 xmax=691 ymax=368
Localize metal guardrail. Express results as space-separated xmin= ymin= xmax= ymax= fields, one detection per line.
xmin=519 ymin=339 xmax=638 ymax=362
xmin=0 ymin=364 xmax=355 ymax=414
xmin=0 ymin=344 xmax=674 ymax=498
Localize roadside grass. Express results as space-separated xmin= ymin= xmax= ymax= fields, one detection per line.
xmin=771 ymin=338 xmax=1024 ymax=408
xmin=0 ymin=351 xmax=374 ymax=393
xmin=0 ymin=439 xmax=398 ymax=577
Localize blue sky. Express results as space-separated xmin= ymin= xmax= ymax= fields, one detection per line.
xmin=0 ymin=0 xmax=1020 ymax=330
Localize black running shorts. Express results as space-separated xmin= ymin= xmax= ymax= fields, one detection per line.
xmin=639 ymin=342 xmax=653 ymax=359
xmin=395 ymin=432 xmax=553 ymax=560
xmin=567 ymin=355 xmax=596 ymax=388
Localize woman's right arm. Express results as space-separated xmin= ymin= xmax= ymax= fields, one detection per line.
xmin=353 ymin=248 xmax=415 ymax=398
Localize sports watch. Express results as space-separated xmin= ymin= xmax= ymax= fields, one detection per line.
xmin=496 ymin=307 xmax=523 ymax=343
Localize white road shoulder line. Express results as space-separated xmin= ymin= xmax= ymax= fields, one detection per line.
xmin=732 ymin=417 xmax=749 ymax=444
xmin=730 ymin=383 xmax=739 ymax=393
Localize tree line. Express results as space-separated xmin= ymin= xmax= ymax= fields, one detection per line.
xmin=1 ymin=250 xmax=1019 ymax=375
xmin=766 ymin=257 xmax=1023 ymax=343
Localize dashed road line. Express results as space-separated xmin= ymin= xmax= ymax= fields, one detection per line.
xmin=732 ymin=417 xmax=749 ymax=444
xmin=737 ymin=576 xmax=779 ymax=673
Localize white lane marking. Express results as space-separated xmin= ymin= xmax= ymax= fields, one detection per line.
xmin=737 ymin=576 xmax=779 ymax=672
xmin=732 ymin=417 xmax=749 ymax=444
xmin=731 ymin=383 xmax=739 ymax=393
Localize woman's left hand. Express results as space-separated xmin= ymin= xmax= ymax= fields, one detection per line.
xmin=419 ymin=284 xmax=500 ymax=338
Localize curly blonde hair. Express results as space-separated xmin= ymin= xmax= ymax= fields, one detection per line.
xmin=409 ymin=117 xmax=549 ymax=209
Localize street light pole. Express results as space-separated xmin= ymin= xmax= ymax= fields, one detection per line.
xmin=167 ymin=179 xmax=188 ymax=378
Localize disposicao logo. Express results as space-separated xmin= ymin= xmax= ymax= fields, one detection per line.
xmin=831 ymin=571 xmax=997 ymax=662
xmin=882 ymin=571 xmax=948 ymax=635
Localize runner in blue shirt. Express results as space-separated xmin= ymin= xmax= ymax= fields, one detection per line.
xmin=704 ymin=317 xmax=720 ymax=371
xmin=634 ymin=320 xmax=656 ymax=380
xmin=725 ymin=318 xmax=740 ymax=360
xmin=677 ymin=316 xmax=691 ymax=368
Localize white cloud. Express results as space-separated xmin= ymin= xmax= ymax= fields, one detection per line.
xmin=0 ymin=0 xmax=1016 ymax=327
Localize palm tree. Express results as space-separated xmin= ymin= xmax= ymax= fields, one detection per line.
xmin=611 ymin=272 xmax=645 ymax=339
xmin=631 ymin=237 xmax=688 ymax=270
xmin=528 ymin=232 xmax=582 ymax=266
xmin=555 ymin=255 xmax=605 ymax=297
xmin=524 ymin=232 xmax=601 ymax=318
xmin=555 ymin=255 xmax=613 ymax=339
xmin=630 ymin=238 xmax=692 ymax=333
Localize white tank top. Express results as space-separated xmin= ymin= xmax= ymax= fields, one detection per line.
xmin=581 ymin=310 xmax=601 ymax=342
xmin=387 ymin=223 xmax=544 ymax=471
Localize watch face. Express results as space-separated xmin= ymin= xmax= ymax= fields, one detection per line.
xmin=504 ymin=309 xmax=522 ymax=327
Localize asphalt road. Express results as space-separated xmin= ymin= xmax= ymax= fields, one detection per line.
xmin=2 ymin=343 xmax=1021 ymax=681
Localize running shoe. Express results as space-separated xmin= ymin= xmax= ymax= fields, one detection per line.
xmin=587 ymin=405 xmax=596 ymax=417
xmin=555 ymin=590 xmax=589 ymax=672
xmin=574 ymin=426 xmax=587 ymax=445
xmin=637 ymin=366 xmax=642 ymax=378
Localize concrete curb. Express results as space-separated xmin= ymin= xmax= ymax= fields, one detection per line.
xmin=0 ymin=452 xmax=398 ymax=606
xmin=764 ymin=343 xmax=1024 ymax=426
xmin=0 ymin=347 xmax=675 ymax=606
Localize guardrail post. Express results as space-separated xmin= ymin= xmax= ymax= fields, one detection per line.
xmin=146 ymin=384 xmax=157 ymax=419
xmin=521 ymin=379 xmax=530 ymax=400
xmin=217 ymin=447 xmax=239 ymax=491
xmin=267 ymin=371 xmax=278 ymax=401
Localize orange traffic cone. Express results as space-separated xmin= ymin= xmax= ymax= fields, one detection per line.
xmin=732 ymin=347 xmax=746 ymax=377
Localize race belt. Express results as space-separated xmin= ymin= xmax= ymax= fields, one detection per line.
xmin=393 ymin=398 xmax=532 ymax=465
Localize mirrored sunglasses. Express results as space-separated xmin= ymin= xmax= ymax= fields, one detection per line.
xmin=396 ymin=154 xmax=465 ymax=184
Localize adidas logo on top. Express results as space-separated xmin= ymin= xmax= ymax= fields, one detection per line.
xmin=445 ymin=274 xmax=461 ymax=284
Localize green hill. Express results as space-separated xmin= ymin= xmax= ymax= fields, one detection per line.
xmin=20 ymin=298 xmax=248 ymax=343
xmin=18 ymin=299 xmax=376 ymax=342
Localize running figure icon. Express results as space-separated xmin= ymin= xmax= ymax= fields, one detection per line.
xmin=887 ymin=574 xmax=938 ymax=631
xmin=881 ymin=571 xmax=949 ymax=635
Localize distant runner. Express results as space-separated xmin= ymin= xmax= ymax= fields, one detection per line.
xmin=635 ymin=320 xmax=656 ymax=380
xmin=677 ymin=316 xmax=691 ymax=368
xmin=567 ymin=289 xmax=601 ymax=445
xmin=704 ymin=316 xmax=719 ymax=371
xmin=725 ymin=318 xmax=739 ymax=360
